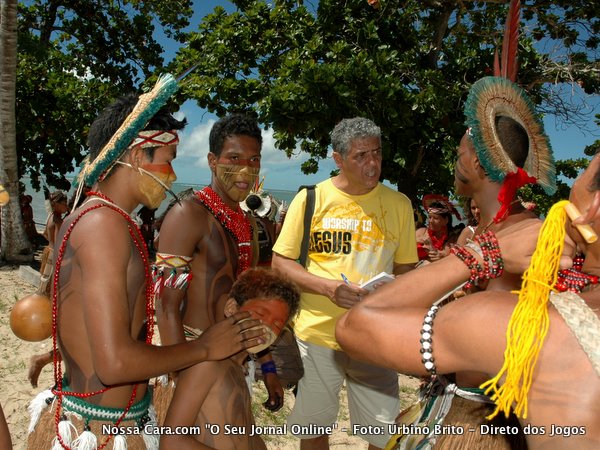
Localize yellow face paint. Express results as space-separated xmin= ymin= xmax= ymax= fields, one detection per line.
xmin=138 ymin=163 xmax=177 ymax=209
xmin=215 ymin=163 xmax=259 ymax=203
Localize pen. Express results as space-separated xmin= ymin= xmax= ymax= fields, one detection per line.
xmin=340 ymin=273 xmax=350 ymax=285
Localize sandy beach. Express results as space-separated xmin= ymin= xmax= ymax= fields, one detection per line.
xmin=0 ymin=263 xmax=418 ymax=449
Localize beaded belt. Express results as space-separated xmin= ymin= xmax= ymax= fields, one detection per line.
xmin=61 ymin=385 xmax=152 ymax=424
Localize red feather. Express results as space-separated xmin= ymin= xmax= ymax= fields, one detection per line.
xmin=500 ymin=0 xmax=521 ymax=81
xmin=493 ymin=49 xmax=501 ymax=77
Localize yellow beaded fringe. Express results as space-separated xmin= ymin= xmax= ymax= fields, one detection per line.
xmin=480 ymin=200 xmax=569 ymax=419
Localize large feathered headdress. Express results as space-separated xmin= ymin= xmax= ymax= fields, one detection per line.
xmin=77 ymin=73 xmax=179 ymax=187
xmin=464 ymin=0 xmax=556 ymax=215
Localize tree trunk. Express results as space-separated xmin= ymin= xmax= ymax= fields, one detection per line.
xmin=1 ymin=0 xmax=34 ymax=263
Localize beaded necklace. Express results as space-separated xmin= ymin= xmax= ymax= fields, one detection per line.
xmin=555 ymin=254 xmax=599 ymax=293
xmin=427 ymin=227 xmax=448 ymax=250
xmin=195 ymin=186 xmax=252 ymax=275
xmin=51 ymin=191 xmax=154 ymax=450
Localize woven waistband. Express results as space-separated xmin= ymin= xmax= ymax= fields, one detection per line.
xmin=61 ymin=386 xmax=151 ymax=423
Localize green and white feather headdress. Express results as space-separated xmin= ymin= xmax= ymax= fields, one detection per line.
xmin=464 ymin=76 xmax=556 ymax=195
xmin=77 ymin=73 xmax=179 ymax=187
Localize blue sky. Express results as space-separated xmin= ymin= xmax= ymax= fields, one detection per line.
xmin=163 ymin=1 xmax=599 ymax=190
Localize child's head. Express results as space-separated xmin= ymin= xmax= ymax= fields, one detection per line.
xmin=225 ymin=269 xmax=300 ymax=353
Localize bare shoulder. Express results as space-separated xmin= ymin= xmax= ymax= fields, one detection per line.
xmin=162 ymin=196 xmax=209 ymax=227
xmin=64 ymin=205 xmax=132 ymax=246
xmin=159 ymin=197 xmax=210 ymax=245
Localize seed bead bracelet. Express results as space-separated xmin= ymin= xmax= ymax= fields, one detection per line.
xmin=450 ymin=231 xmax=504 ymax=290
xmin=450 ymin=246 xmax=483 ymax=290
xmin=474 ymin=231 xmax=504 ymax=280
xmin=420 ymin=304 xmax=439 ymax=375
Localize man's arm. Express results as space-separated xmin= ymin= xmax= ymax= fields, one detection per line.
xmin=336 ymin=218 xmax=549 ymax=372
xmin=155 ymin=200 xmax=204 ymax=346
xmin=271 ymin=253 xmax=367 ymax=309
xmin=77 ymin=211 xmax=265 ymax=385
xmin=393 ymin=262 xmax=414 ymax=275
xmin=337 ymin=289 xmax=514 ymax=376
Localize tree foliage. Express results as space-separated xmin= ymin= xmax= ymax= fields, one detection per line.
xmin=15 ymin=0 xmax=193 ymax=192
xmin=169 ymin=0 xmax=599 ymax=203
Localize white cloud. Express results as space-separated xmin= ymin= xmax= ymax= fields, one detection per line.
xmin=171 ymin=114 xmax=336 ymax=189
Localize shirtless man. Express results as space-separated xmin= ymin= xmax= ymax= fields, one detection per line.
xmin=337 ymin=151 xmax=600 ymax=449
xmin=160 ymin=268 xmax=300 ymax=449
xmin=26 ymin=81 xmax=266 ymax=449
xmin=155 ymin=114 xmax=284 ymax=416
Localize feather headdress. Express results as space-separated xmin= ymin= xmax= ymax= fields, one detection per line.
xmin=464 ymin=76 xmax=556 ymax=195
xmin=475 ymin=0 xmax=560 ymax=422
xmin=78 ymin=73 xmax=179 ymax=187
xmin=464 ymin=0 xmax=556 ymax=196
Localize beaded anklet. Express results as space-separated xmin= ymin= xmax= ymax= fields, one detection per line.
xmin=420 ymin=304 xmax=439 ymax=375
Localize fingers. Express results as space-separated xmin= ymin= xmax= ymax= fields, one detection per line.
xmin=263 ymin=393 xmax=283 ymax=412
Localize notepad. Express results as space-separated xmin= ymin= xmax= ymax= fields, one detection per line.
xmin=360 ymin=272 xmax=395 ymax=291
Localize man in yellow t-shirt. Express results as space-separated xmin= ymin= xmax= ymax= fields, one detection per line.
xmin=272 ymin=117 xmax=418 ymax=450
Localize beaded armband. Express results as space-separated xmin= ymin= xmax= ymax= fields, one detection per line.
xmin=450 ymin=231 xmax=504 ymax=290
xmin=152 ymin=253 xmax=193 ymax=298
xmin=420 ymin=304 xmax=439 ymax=375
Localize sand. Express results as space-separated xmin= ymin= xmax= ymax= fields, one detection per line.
xmin=0 ymin=263 xmax=418 ymax=449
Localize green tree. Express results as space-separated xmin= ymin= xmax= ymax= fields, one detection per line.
xmin=0 ymin=1 xmax=193 ymax=262
xmin=16 ymin=0 xmax=194 ymax=192
xmin=169 ymin=0 xmax=599 ymax=204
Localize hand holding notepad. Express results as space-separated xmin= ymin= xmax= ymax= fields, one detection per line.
xmin=359 ymin=272 xmax=395 ymax=292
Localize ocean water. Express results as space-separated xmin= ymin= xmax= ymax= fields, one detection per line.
xmin=22 ymin=178 xmax=297 ymax=229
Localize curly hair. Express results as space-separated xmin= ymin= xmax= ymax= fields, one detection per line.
xmin=209 ymin=114 xmax=262 ymax=156
xmin=229 ymin=269 xmax=300 ymax=319
xmin=330 ymin=117 xmax=381 ymax=157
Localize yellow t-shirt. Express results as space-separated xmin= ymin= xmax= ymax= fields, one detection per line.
xmin=272 ymin=179 xmax=418 ymax=350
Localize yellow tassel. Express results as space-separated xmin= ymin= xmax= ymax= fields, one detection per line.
xmin=480 ymin=200 xmax=569 ymax=419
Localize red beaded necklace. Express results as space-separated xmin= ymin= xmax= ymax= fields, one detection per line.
xmin=555 ymin=254 xmax=599 ymax=293
xmin=427 ymin=227 xmax=448 ymax=250
xmin=50 ymin=191 xmax=154 ymax=450
xmin=195 ymin=186 xmax=252 ymax=275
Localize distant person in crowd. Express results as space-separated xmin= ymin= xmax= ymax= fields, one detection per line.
xmin=456 ymin=197 xmax=481 ymax=246
xmin=272 ymin=117 xmax=418 ymax=450
xmin=161 ymin=268 xmax=300 ymax=450
xmin=19 ymin=194 xmax=40 ymax=246
xmin=38 ymin=190 xmax=68 ymax=295
xmin=137 ymin=206 xmax=157 ymax=254
xmin=415 ymin=195 xmax=461 ymax=263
